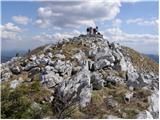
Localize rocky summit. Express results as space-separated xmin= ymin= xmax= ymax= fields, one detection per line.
xmin=1 ymin=34 xmax=159 ymax=119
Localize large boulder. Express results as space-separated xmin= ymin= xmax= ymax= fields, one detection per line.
xmin=53 ymin=62 xmax=92 ymax=108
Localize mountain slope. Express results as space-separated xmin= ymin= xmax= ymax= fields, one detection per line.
xmin=1 ymin=34 xmax=159 ymax=119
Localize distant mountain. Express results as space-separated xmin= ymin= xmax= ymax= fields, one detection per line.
xmin=145 ymin=54 xmax=159 ymax=63
xmin=1 ymin=50 xmax=27 ymax=63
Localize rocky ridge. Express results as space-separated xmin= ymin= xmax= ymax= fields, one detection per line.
xmin=1 ymin=34 xmax=159 ymax=119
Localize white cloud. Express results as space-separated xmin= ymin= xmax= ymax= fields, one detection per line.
xmin=35 ymin=0 xmax=121 ymax=28
xmin=112 ymin=18 xmax=122 ymax=27
xmin=32 ymin=30 xmax=81 ymax=43
xmin=102 ymin=27 xmax=158 ymax=54
xmin=12 ymin=15 xmax=31 ymax=25
xmin=126 ymin=18 xmax=158 ymax=26
xmin=1 ymin=23 xmax=22 ymax=41
xmin=102 ymin=27 xmax=158 ymax=43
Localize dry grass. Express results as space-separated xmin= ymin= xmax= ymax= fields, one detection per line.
xmin=78 ymin=84 xmax=151 ymax=119
xmin=122 ymin=46 xmax=158 ymax=74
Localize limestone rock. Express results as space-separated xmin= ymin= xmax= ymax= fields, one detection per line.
xmin=41 ymin=71 xmax=63 ymax=88
xmin=10 ymin=65 xmax=21 ymax=74
xmin=94 ymin=59 xmax=110 ymax=70
xmin=54 ymin=64 xmax=92 ymax=108
xmin=136 ymin=110 xmax=153 ymax=119
xmin=91 ymin=72 xmax=104 ymax=90
xmin=10 ymin=79 xmax=23 ymax=89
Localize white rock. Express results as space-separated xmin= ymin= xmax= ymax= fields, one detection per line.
xmin=148 ymin=89 xmax=159 ymax=118
xmin=48 ymin=52 xmax=53 ymax=58
xmin=72 ymin=50 xmax=85 ymax=62
xmin=91 ymin=72 xmax=104 ymax=90
xmin=29 ymin=55 xmax=37 ymax=61
xmin=37 ymin=54 xmax=45 ymax=59
xmin=94 ymin=59 xmax=110 ymax=70
xmin=119 ymin=57 xmax=127 ymax=71
xmin=40 ymin=57 xmax=50 ymax=65
xmin=10 ymin=65 xmax=21 ymax=74
xmin=24 ymin=62 xmax=37 ymax=71
xmin=55 ymin=54 xmax=65 ymax=59
xmin=55 ymin=62 xmax=92 ymax=108
xmin=124 ymin=92 xmax=133 ymax=102
xmin=41 ymin=71 xmax=63 ymax=88
xmin=136 ymin=110 xmax=153 ymax=119
xmin=10 ymin=80 xmax=22 ymax=89
xmin=54 ymin=60 xmax=72 ymax=77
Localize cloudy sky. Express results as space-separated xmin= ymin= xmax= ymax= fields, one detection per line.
xmin=1 ymin=0 xmax=159 ymax=54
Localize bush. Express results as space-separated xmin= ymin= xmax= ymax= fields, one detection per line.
xmin=1 ymin=81 xmax=53 ymax=119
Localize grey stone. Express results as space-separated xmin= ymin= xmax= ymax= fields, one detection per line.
xmin=136 ymin=110 xmax=153 ymax=119
xmin=54 ymin=63 xmax=92 ymax=108
xmin=148 ymin=89 xmax=159 ymax=118
xmin=10 ymin=79 xmax=23 ymax=89
xmin=94 ymin=59 xmax=110 ymax=70
xmin=29 ymin=55 xmax=37 ymax=61
xmin=54 ymin=60 xmax=72 ymax=77
xmin=55 ymin=54 xmax=65 ymax=59
xmin=91 ymin=72 xmax=104 ymax=90
xmin=24 ymin=62 xmax=37 ymax=71
xmin=10 ymin=65 xmax=21 ymax=74
xmin=107 ymin=95 xmax=118 ymax=108
xmin=124 ymin=92 xmax=133 ymax=103
xmin=41 ymin=71 xmax=63 ymax=88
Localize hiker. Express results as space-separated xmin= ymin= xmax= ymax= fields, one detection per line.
xmin=90 ymin=27 xmax=93 ymax=35
xmin=93 ymin=28 xmax=97 ymax=35
xmin=86 ymin=27 xmax=90 ymax=35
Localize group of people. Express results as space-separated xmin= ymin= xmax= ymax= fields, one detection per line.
xmin=86 ymin=26 xmax=101 ymax=35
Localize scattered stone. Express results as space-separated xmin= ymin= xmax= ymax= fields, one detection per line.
xmin=24 ymin=62 xmax=37 ymax=71
xmin=55 ymin=54 xmax=65 ymax=59
xmin=41 ymin=71 xmax=63 ymax=88
xmin=148 ymin=89 xmax=159 ymax=118
xmin=10 ymin=79 xmax=23 ymax=89
xmin=29 ymin=55 xmax=37 ymax=61
xmin=94 ymin=59 xmax=110 ymax=70
xmin=124 ymin=92 xmax=133 ymax=103
xmin=107 ymin=95 xmax=118 ymax=108
xmin=10 ymin=65 xmax=21 ymax=74
xmin=91 ymin=72 xmax=104 ymax=90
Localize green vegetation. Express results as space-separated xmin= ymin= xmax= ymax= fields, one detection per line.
xmin=1 ymin=79 xmax=53 ymax=119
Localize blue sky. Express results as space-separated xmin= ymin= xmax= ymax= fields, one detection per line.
xmin=1 ymin=0 xmax=159 ymax=54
